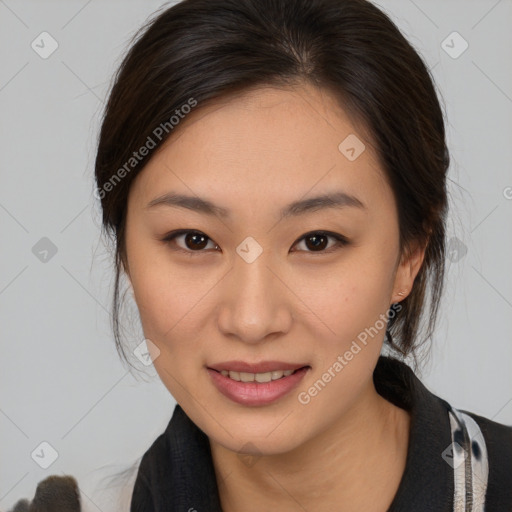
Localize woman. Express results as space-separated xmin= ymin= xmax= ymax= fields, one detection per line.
xmin=94 ymin=0 xmax=512 ymax=510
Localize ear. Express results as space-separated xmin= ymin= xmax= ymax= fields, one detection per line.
xmin=391 ymin=239 xmax=426 ymax=304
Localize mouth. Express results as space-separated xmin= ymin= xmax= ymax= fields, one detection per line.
xmin=212 ymin=367 xmax=308 ymax=383
xmin=206 ymin=361 xmax=311 ymax=406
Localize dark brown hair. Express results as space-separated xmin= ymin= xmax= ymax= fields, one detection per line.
xmin=95 ymin=0 xmax=449 ymax=368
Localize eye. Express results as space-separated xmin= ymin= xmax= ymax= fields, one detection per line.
xmin=161 ymin=229 xmax=349 ymax=256
xmin=161 ymin=229 xmax=219 ymax=255
xmin=291 ymin=231 xmax=349 ymax=254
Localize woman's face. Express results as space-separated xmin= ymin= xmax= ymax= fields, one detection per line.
xmin=124 ymin=84 xmax=423 ymax=455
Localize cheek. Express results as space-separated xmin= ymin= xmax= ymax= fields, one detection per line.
xmin=127 ymin=249 xmax=202 ymax=350
xmin=129 ymin=261 xmax=209 ymax=400
xmin=291 ymin=257 xmax=396 ymax=425
xmin=291 ymin=253 xmax=396 ymax=351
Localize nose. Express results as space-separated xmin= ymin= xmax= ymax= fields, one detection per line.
xmin=217 ymin=247 xmax=292 ymax=344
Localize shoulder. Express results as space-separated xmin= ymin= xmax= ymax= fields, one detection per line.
xmin=454 ymin=407 xmax=512 ymax=469
xmin=129 ymin=405 xmax=223 ymax=511
xmin=461 ymin=408 xmax=512 ymax=444
xmin=459 ymin=409 xmax=512 ymax=497
xmin=130 ymin=430 xmax=171 ymax=512
xmin=134 ymin=429 xmax=170 ymax=488
xmin=375 ymin=356 xmax=512 ymax=509
xmin=450 ymin=406 xmax=512 ymax=509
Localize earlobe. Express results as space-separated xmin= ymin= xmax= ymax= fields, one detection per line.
xmin=391 ymin=241 xmax=427 ymax=303
xmin=392 ymin=288 xmax=409 ymax=304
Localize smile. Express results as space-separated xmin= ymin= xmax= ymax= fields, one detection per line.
xmin=207 ymin=363 xmax=311 ymax=406
xmin=219 ymin=369 xmax=295 ymax=382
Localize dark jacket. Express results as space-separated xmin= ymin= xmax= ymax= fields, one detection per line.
xmin=130 ymin=356 xmax=512 ymax=511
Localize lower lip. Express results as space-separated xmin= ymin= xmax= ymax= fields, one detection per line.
xmin=207 ymin=367 xmax=309 ymax=406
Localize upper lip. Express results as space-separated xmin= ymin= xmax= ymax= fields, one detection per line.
xmin=207 ymin=360 xmax=309 ymax=373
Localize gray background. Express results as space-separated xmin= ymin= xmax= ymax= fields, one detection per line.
xmin=1 ymin=0 xmax=511 ymax=510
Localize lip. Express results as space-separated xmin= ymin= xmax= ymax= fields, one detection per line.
xmin=207 ymin=365 xmax=310 ymax=406
xmin=207 ymin=360 xmax=309 ymax=373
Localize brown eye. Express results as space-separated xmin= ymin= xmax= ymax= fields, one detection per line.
xmin=161 ymin=229 xmax=348 ymax=256
xmin=162 ymin=230 xmax=218 ymax=254
xmin=304 ymin=233 xmax=329 ymax=251
xmin=292 ymin=231 xmax=348 ymax=254
xmin=183 ymin=232 xmax=209 ymax=250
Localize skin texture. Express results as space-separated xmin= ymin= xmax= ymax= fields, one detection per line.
xmin=124 ymin=83 xmax=425 ymax=511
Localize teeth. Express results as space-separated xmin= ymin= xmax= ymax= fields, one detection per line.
xmin=240 ymin=372 xmax=254 ymax=382
xmin=220 ymin=369 xmax=296 ymax=382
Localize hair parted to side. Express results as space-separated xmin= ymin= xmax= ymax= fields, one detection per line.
xmin=94 ymin=0 xmax=449 ymax=369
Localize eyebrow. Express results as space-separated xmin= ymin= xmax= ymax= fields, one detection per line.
xmin=146 ymin=190 xmax=365 ymax=220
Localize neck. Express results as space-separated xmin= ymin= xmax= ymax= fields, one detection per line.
xmin=210 ymin=381 xmax=410 ymax=512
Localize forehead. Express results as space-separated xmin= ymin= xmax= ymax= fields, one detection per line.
xmin=131 ymin=84 xmax=389 ymax=212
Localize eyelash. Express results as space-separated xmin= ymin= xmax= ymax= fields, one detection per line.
xmin=160 ymin=229 xmax=349 ymax=256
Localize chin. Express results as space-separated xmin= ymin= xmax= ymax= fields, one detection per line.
xmin=212 ymin=427 xmax=307 ymax=458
